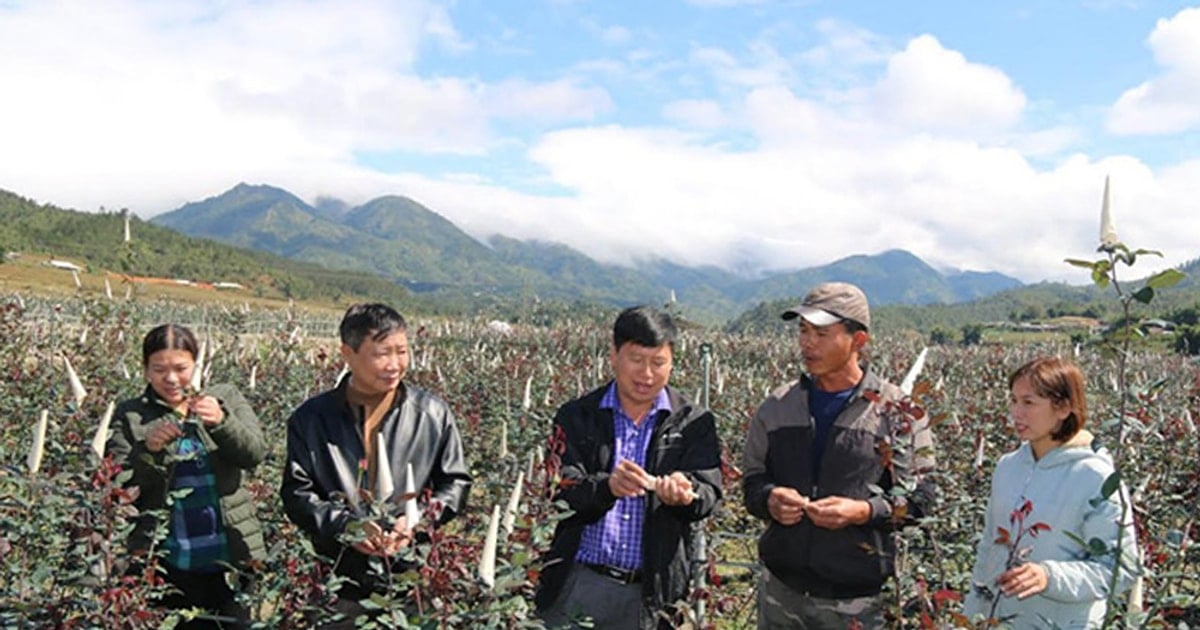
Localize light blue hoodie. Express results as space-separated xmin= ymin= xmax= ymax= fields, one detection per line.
xmin=962 ymin=430 xmax=1139 ymax=629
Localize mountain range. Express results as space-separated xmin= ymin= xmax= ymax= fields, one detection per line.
xmin=152 ymin=183 xmax=1023 ymax=320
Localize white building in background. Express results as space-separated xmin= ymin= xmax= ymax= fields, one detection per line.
xmin=48 ymin=259 xmax=83 ymax=272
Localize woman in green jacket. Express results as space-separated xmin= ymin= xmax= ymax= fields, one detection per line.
xmin=108 ymin=324 xmax=266 ymax=628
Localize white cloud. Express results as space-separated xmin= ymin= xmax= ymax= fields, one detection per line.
xmin=799 ymin=19 xmax=891 ymax=72
xmin=1108 ymin=7 xmax=1200 ymax=134
xmin=685 ymin=0 xmax=771 ymax=6
xmin=869 ymin=35 xmax=1026 ymax=134
xmin=691 ymin=44 xmax=792 ymax=89
xmin=487 ymin=79 xmax=613 ymax=123
xmin=0 ymin=0 xmax=1195 ymax=291
xmin=662 ymin=99 xmax=728 ymax=129
xmin=602 ymin=25 xmax=633 ymax=45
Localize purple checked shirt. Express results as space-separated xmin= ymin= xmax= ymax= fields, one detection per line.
xmin=574 ymin=382 xmax=671 ymax=571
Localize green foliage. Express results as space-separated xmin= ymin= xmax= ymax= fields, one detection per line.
xmin=3 ymin=292 xmax=1198 ymax=628
xmin=929 ymin=327 xmax=954 ymax=345
xmin=1174 ymin=324 xmax=1200 ymax=355
xmin=0 ymin=189 xmax=410 ymax=307
xmin=960 ymin=323 xmax=984 ymax=346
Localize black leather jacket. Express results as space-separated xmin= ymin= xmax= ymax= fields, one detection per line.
xmin=535 ymin=383 xmax=722 ymax=628
xmin=281 ymin=375 xmax=471 ymax=591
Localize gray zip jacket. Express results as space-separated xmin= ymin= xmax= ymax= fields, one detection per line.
xmin=742 ymin=368 xmax=936 ymax=598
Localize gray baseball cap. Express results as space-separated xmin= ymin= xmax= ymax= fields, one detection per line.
xmin=781 ymin=282 xmax=870 ymax=330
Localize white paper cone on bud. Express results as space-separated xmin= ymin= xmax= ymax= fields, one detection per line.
xmin=190 ymin=338 xmax=207 ymax=391
xmin=500 ymin=420 xmax=509 ymax=458
xmin=78 ymin=326 xmax=88 ymax=345
xmin=404 ymin=463 xmax=421 ymax=527
xmin=91 ymin=401 xmax=116 ymax=460
xmin=327 ymin=444 xmax=359 ymax=507
xmin=28 ymin=409 xmax=49 ymax=474
xmin=71 ymin=269 xmax=81 ymax=289
xmin=1127 ymin=574 xmax=1144 ymax=614
xmin=104 ymin=277 xmax=113 ymax=301
xmin=522 ymin=376 xmax=532 ymax=411
xmin=899 ymin=347 xmax=928 ymax=396
xmin=1100 ymin=175 xmax=1119 ymax=248
xmin=336 ymin=364 xmax=349 ymax=386
xmin=376 ymin=433 xmax=395 ymax=502
xmin=502 ymin=470 xmax=524 ymax=536
xmin=64 ymin=356 xmax=87 ymax=408
xmin=479 ymin=504 xmax=501 ymax=588
xmin=973 ymin=432 xmax=986 ymax=469
xmin=248 ymin=364 xmax=258 ymax=391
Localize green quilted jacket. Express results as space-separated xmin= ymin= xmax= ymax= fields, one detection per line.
xmin=107 ymin=382 xmax=267 ymax=566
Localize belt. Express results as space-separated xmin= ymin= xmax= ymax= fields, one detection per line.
xmin=582 ymin=563 xmax=642 ymax=585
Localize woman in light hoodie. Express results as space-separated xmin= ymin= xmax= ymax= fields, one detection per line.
xmin=963 ymin=356 xmax=1139 ymax=628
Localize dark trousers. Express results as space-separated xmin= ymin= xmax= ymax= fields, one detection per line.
xmin=540 ymin=563 xmax=642 ymax=629
xmin=159 ymin=565 xmax=250 ymax=629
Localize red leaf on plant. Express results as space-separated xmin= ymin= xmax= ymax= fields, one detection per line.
xmin=994 ymin=527 xmax=1011 ymax=545
xmin=933 ymin=589 xmax=963 ymax=605
xmin=1030 ymin=522 xmax=1052 ymax=536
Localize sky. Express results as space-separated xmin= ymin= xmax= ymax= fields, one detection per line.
xmin=2 ymin=0 xmax=1200 ymax=284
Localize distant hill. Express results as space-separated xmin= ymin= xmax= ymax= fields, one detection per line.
xmin=731 ymin=249 xmax=1023 ymax=306
xmin=151 ymin=183 xmax=1026 ymax=321
xmin=0 ymin=188 xmax=412 ymax=306
xmin=728 ymin=267 xmax=1200 ymax=336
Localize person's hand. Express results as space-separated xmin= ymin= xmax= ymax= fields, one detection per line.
xmin=188 ymin=395 xmax=225 ymax=427
xmin=653 ymin=472 xmax=696 ymax=506
xmin=805 ymin=496 xmax=871 ymax=529
xmin=767 ymin=487 xmax=809 ymax=525
xmin=608 ymin=459 xmax=655 ymax=498
xmin=997 ymin=562 xmax=1048 ymax=599
xmin=144 ymin=420 xmax=183 ymax=453
xmin=351 ymin=516 xmax=414 ymax=557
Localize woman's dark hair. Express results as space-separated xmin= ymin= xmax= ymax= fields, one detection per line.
xmin=142 ymin=324 xmax=200 ymax=367
xmin=339 ymin=303 xmax=407 ymax=351
xmin=1009 ymin=356 xmax=1088 ymax=442
xmin=613 ymin=306 xmax=677 ymax=350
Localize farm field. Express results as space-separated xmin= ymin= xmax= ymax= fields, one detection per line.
xmin=1 ymin=292 xmax=1197 ymax=628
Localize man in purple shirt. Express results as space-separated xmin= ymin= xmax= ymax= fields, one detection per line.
xmin=536 ymin=306 xmax=723 ymax=629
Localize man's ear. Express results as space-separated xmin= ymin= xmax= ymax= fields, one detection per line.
xmin=852 ymin=330 xmax=869 ymax=352
xmin=340 ymin=342 xmax=354 ymax=361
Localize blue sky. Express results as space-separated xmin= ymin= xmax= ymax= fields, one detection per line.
xmin=2 ymin=0 xmax=1199 ymax=283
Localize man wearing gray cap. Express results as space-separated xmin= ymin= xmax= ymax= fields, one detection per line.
xmin=742 ymin=282 xmax=936 ymax=629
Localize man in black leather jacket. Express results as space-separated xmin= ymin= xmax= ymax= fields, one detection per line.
xmin=281 ymin=303 xmax=471 ymax=619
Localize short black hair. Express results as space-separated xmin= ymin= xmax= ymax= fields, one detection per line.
xmin=142 ymin=324 xmax=199 ymax=367
xmin=842 ymin=319 xmax=867 ymax=335
xmin=613 ymin=306 xmax=677 ymax=350
xmin=339 ymin=303 xmax=407 ymax=351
